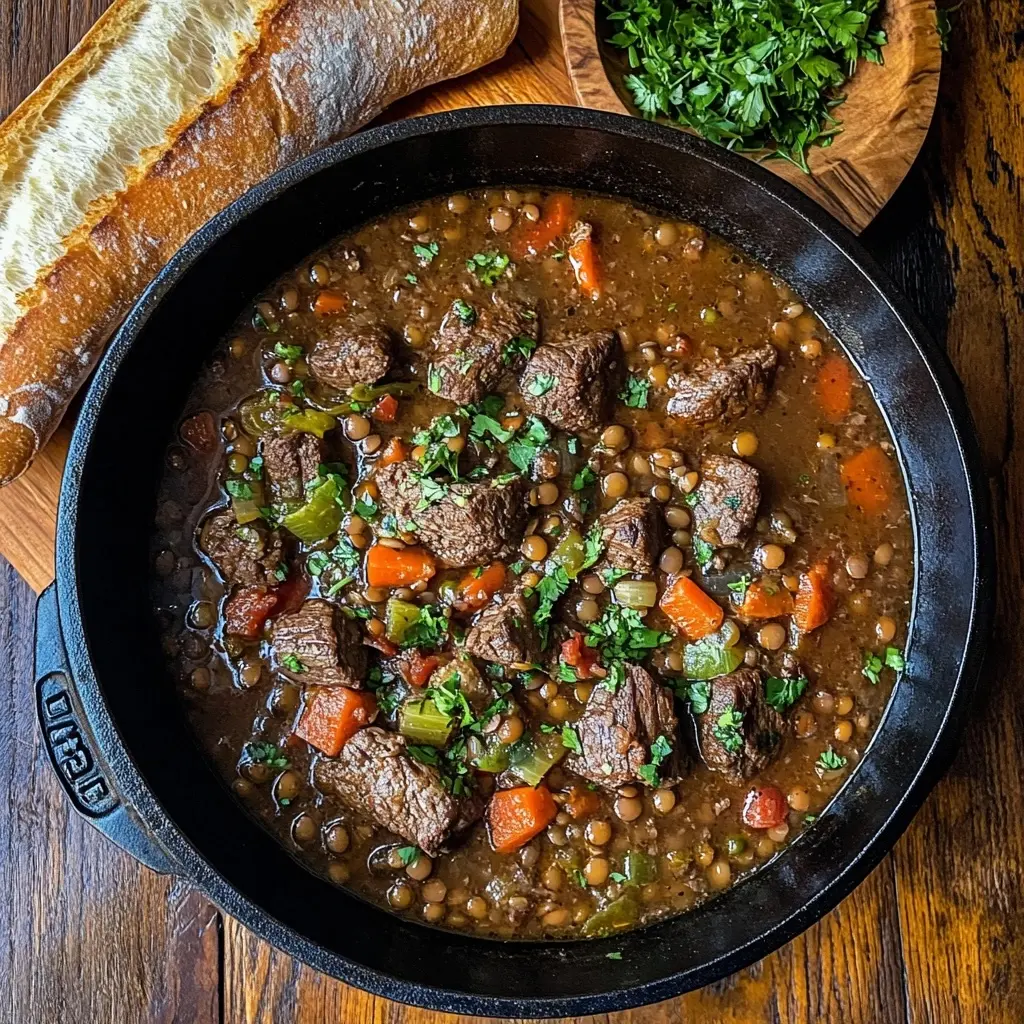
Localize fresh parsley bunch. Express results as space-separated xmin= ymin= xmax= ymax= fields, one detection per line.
xmin=604 ymin=0 xmax=887 ymax=171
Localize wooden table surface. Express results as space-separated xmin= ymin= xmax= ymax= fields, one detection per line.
xmin=2 ymin=1 xmax=1022 ymax=1021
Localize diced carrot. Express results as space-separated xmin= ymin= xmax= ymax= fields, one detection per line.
xmin=560 ymin=632 xmax=601 ymax=679
xmin=366 ymin=543 xmax=436 ymax=587
xmin=510 ymin=193 xmax=573 ymax=258
xmin=373 ymin=394 xmax=399 ymax=423
xmin=564 ymin=785 xmax=602 ymax=821
xmin=840 ymin=444 xmax=895 ymax=516
xmin=313 ymin=290 xmax=348 ymax=316
xmin=488 ymin=785 xmax=558 ymax=854
xmin=404 ymin=651 xmax=440 ymax=688
xmin=739 ymin=579 xmax=795 ymax=619
xmin=659 ymin=575 xmax=724 ymax=640
xmin=295 ymin=686 xmax=377 ymax=756
xmin=458 ymin=561 xmax=506 ymax=611
xmin=379 ymin=437 xmax=409 ymax=466
xmin=793 ymin=561 xmax=833 ymax=632
xmin=224 ymin=586 xmax=279 ymax=639
xmin=815 ymin=353 xmax=853 ymax=422
xmin=568 ymin=230 xmax=601 ymax=300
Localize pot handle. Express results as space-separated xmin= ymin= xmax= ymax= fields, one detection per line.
xmin=34 ymin=583 xmax=178 ymax=876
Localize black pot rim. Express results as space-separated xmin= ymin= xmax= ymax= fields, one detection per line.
xmin=52 ymin=104 xmax=994 ymax=1017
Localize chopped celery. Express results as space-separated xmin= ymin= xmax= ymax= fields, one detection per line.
xmin=350 ymin=381 xmax=420 ymax=403
xmin=550 ymin=528 xmax=585 ymax=579
xmin=472 ymin=734 xmax=511 ymax=773
xmin=682 ymin=637 xmax=744 ymax=680
xmin=623 ymin=850 xmax=658 ymax=886
xmin=613 ymin=579 xmax=658 ymax=609
xmin=238 ymin=389 xmax=287 ymax=437
xmin=281 ymin=476 xmax=343 ymax=543
xmin=385 ymin=598 xmax=422 ymax=645
xmin=580 ymin=892 xmax=640 ymax=938
xmin=508 ymin=731 xmax=567 ymax=787
xmin=281 ymin=408 xmax=338 ymax=438
xmin=231 ymin=496 xmax=262 ymax=525
xmin=399 ymin=697 xmax=454 ymax=747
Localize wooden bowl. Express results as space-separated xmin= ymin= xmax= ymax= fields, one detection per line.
xmin=559 ymin=0 xmax=942 ymax=232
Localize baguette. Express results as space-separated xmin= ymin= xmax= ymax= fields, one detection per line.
xmin=0 ymin=0 xmax=518 ymax=486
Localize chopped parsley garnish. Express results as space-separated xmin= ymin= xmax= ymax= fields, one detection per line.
xmin=567 ymin=436 xmax=580 ymax=455
xmin=693 ymin=535 xmax=714 ymax=569
xmin=244 ymin=742 xmax=290 ymax=770
xmin=306 ymin=536 xmax=361 ymax=593
xmin=397 ymin=845 xmax=421 ymax=866
xmin=453 ymin=298 xmax=477 ymax=325
xmin=468 ymin=407 xmax=514 ymax=447
xmin=273 ymin=341 xmax=303 ymax=364
xmin=618 ymin=374 xmax=651 ymax=408
xmin=408 ymin=736 xmax=472 ymax=795
xmin=353 ymin=493 xmax=379 ymax=520
xmin=531 ymin=566 xmax=572 ymax=640
xmin=816 ymin=746 xmax=848 ymax=772
xmin=637 ymin=733 xmax=673 ymax=786
xmin=507 ymin=416 xmax=551 ymax=474
xmin=560 ymin=724 xmax=583 ymax=755
xmin=863 ymin=646 xmax=905 ymax=684
xmin=609 ymin=872 xmax=627 ymax=884
xmin=683 ymin=680 xmax=711 ymax=715
xmin=466 ymin=250 xmax=511 ymax=285
xmin=572 ymin=466 xmax=597 ymax=491
xmin=722 ymin=494 xmax=741 ymax=511
xmin=683 ymin=490 xmax=700 ymax=508
xmin=526 ymin=372 xmax=558 ymax=397
xmin=424 ymin=670 xmax=474 ymax=727
xmin=502 ymin=334 xmax=538 ymax=365
xmin=413 ymin=241 xmax=440 ymax=264
xmin=571 ymin=868 xmax=588 ymax=889
xmin=225 ymin=479 xmax=253 ymax=500
xmin=712 ymin=707 xmax=744 ymax=753
xmin=600 ymin=566 xmax=629 ymax=587
xmin=401 ymin=604 xmax=450 ymax=650
xmin=726 ymin=574 xmax=751 ymax=600
xmin=289 ymin=379 xmax=306 ymax=397
xmin=885 ymin=646 xmax=906 ymax=671
xmin=603 ymin=0 xmax=888 ymax=172
xmin=764 ymin=675 xmax=808 ymax=711
xmin=585 ymin=605 xmax=672 ymax=669
xmin=248 ymin=455 xmax=263 ymax=476
xmin=404 ymin=272 xmax=418 ymax=285
xmin=582 ymin=523 xmax=605 ymax=569
xmin=427 ymin=365 xmax=443 ymax=394
xmin=280 ymin=653 xmax=307 ymax=673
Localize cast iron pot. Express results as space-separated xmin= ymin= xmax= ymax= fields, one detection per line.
xmin=35 ymin=105 xmax=993 ymax=1017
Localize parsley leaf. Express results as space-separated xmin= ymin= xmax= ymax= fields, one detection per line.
xmin=572 ymin=466 xmax=597 ymax=491
xmin=712 ymin=706 xmax=744 ymax=753
xmin=816 ymin=746 xmax=848 ymax=772
xmin=273 ymin=341 xmax=303 ymax=364
xmin=693 ymin=535 xmax=714 ymax=569
xmin=727 ymin=574 xmax=751 ymax=600
xmin=413 ymin=241 xmax=439 ymax=264
xmin=683 ymin=680 xmax=711 ymax=715
xmin=353 ymin=493 xmax=379 ymax=520
xmin=506 ymin=416 xmax=551 ymax=474
xmin=585 ymin=605 xmax=672 ymax=665
xmin=561 ymin=724 xmax=583 ymax=755
xmin=502 ymin=334 xmax=537 ymax=365
xmin=862 ymin=651 xmax=883 ymax=685
xmin=618 ymin=374 xmax=650 ymax=408
xmin=397 ymin=845 xmax=421 ymax=866
xmin=225 ymin=479 xmax=253 ymax=500
xmin=401 ymin=604 xmax=450 ymax=650
xmin=764 ymin=676 xmax=808 ymax=712
xmin=637 ymin=733 xmax=672 ymax=786
xmin=526 ymin=372 xmax=558 ymax=397
xmin=404 ymin=272 xmax=418 ymax=285
xmin=884 ymin=646 xmax=905 ymax=671
xmin=466 ymin=251 xmax=511 ymax=286
xmin=244 ymin=742 xmax=290 ymax=770
xmin=280 ymin=653 xmax=307 ymax=673
xmin=453 ymin=298 xmax=477 ymax=325
xmin=427 ymin=365 xmax=443 ymax=394
xmin=609 ymin=872 xmax=627 ymax=884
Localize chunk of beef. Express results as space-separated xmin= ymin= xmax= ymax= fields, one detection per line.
xmin=666 ymin=343 xmax=778 ymax=424
xmin=598 ymin=497 xmax=663 ymax=575
xmin=270 ymin=599 xmax=368 ymax=687
xmin=198 ymin=512 xmax=283 ymax=586
xmin=691 ymin=455 xmax=760 ymax=547
xmin=307 ymin=319 xmax=392 ymax=390
xmin=520 ymin=330 xmax=625 ymax=433
xmin=565 ymin=664 xmax=679 ymax=789
xmin=315 ymin=728 xmax=480 ymax=857
xmin=261 ymin=433 xmax=322 ymax=503
xmin=696 ymin=667 xmax=783 ymax=783
xmin=463 ymin=589 xmax=541 ymax=668
xmin=375 ymin=462 xmax=528 ymax=567
xmin=430 ymin=296 xmax=539 ymax=405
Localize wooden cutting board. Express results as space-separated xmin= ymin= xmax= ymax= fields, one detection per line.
xmin=0 ymin=0 xmax=937 ymax=597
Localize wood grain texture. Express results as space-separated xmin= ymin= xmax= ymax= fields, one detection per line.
xmin=560 ymin=0 xmax=942 ymax=232
xmin=3 ymin=0 xmax=1024 ymax=1022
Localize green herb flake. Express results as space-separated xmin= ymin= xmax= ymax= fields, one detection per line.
xmin=862 ymin=650 xmax=883 ymax=685
xmin=280 ymin=653 xmax=307 ymax=673
xmin=453 ymin=298 xmax=477 ymax=325
xmin=637 ymin=733 xmax=672 ymax=786
xmin=561 ymin=724 xmax=583 ymax=755
xmin=244 ymin=742 xmax=290 ymax=770
xmin=404 ymin=272 xmax=418 ymax=285
xmin=226 ymin=479 xmax=253 ymax=500
xmin=413 ymin=241 xmax=440 ymax=264
xmin=572 ymin=466 xmax=598 ymax=491
xmin=683 ymin=679 xmax=711 ymax=715
xmin=764 ymin=675 xmax=808 ymax=712
xmin=397 ymin=845 xmax=421 ymax=866
xmin=726 ymin=574 xmax=751 ymax=600
xmin=712 ymin=706 xmax=744 ymax=753
xmin=466 ymin=250 xmax=511 ymax=286
xmin=273 ymin=341 xmax=303 ymax=364
xmin=353 ymin=493 xmax=379 ymax=520
xmin=693 ymin=535 xmax=714 ymax=569
xmin=618 ymin=374 xmax=651 ymax=409
xmin=816 ymin=746 xmax=848 ymax=772
xmin=502 ymin=334 xmax=538 ymax=365
xmin=884 ymin=646 xmax=906 ymax=671
xmin=526 ymin=372 xmax=558 ymax=398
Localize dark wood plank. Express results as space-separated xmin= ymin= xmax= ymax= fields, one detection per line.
xmin=0 ymin=559 xmax=221 ymax=1022
xmin=864 ymin=3 xmax=1024 ymax=1021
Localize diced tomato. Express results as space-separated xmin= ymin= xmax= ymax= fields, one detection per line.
xmin=741 ymin=785 xmax=788 ymax=829
xmin=224 ymin=586 xmax=279 ymax=639
xmin=564 ymin=785 xmax=602 ymax=820
xmin=561 ymin=632 xmax=600 ymax=679
xmin=364 ymin=634 xmax=399 ymax=658
xmin=379 ymin=437 xmax=409 ymax=466
xmin=373 ymin=394 xmax=399 ymax=422
xmin=313 ymin=290 xmax=348 ymax=315
xmin=270 ymin=572 xmax=311 ymax=617
xmin=404 ymin=651 xmax=440 ymax=688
